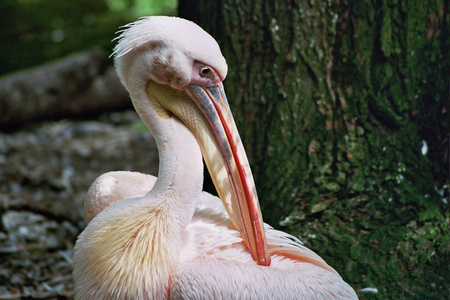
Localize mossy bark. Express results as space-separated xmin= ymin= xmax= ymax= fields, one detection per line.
xmin=179 ymin=0 xmax=449 ymax=298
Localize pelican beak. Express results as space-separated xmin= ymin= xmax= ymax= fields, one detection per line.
xmin=185 ymin=84 xmax=271 ymax=266
xmin=146 ymin=81 xmax=270 ymax=266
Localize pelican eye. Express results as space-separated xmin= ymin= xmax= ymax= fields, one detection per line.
xmin=200 ymin=67 xmax=211 ymax=77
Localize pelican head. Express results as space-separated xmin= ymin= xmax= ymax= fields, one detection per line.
xmin=114 ymin=16 xmax=227 ymax=92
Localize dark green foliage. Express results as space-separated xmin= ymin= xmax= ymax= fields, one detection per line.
xmin=180 ymin=0 xmax=449 ymax=298
xmin=1 ymin=0 xmax=113 ymax=75
xmin=0 ymin=0 xmax=177 ymax=76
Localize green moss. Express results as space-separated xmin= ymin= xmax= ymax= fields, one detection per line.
xmin=290 ymin=191 xmax=449 ymax=299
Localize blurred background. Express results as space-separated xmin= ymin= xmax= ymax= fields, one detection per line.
xmin=0 ymin=0 xmax=448 ymax=299
xmin=0 ymin=1 xmax=177 ymax=298
xmin=0 ymin=0 xmax=177 ymax=76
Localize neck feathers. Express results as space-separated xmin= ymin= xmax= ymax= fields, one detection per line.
xmin=74 ymin=200 xmax=180 ymax=299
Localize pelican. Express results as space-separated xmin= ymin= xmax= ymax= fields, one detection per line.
xmin=73 ymin=16 xmax=357 ymax=299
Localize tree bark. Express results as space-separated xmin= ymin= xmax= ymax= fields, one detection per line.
xmin=0 ymin=50 xmax=130 ymax=131
xmin=180 ymin=0 xmax=449 ymax=298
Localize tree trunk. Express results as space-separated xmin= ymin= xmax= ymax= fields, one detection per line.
xmin=180 ymin=0 xmax=449 ymax=298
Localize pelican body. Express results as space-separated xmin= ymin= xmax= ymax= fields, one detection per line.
xmin=73 ymin=16 xmax=357 ymax=299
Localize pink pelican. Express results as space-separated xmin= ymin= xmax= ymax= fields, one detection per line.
xmin=73 ymin=16 xmax=357 ymax=299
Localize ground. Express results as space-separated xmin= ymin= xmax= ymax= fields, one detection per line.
xmin=0 ymin=110 xmax=157 ymax=299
